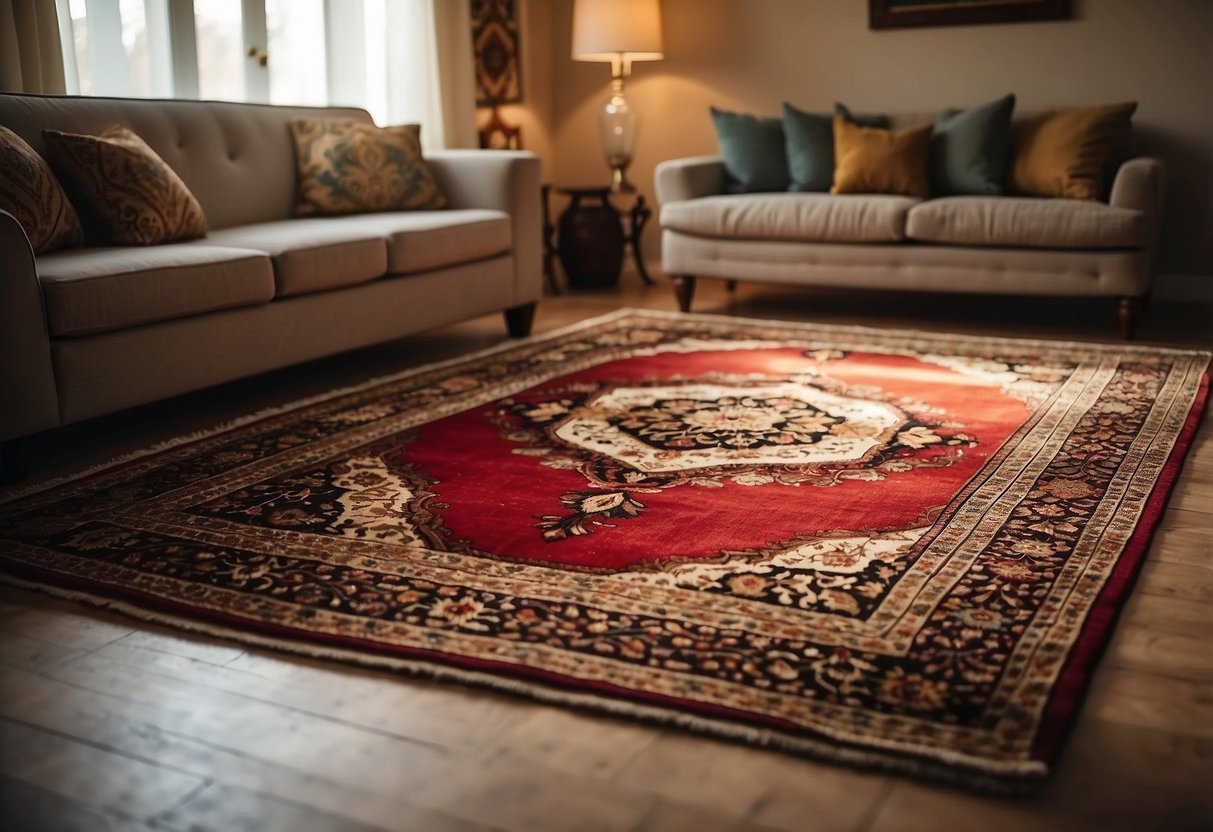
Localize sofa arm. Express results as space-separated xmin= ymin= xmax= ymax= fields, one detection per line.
xmin=0 ymin=209 xmax=59 ymax=442
xmin=655 ymin=156 xmax=727 ymax=204
xmin=1109 ymin=157 xmax=1165 ymax=274
xmin=425 ymin=149 xmax=543 ymax=304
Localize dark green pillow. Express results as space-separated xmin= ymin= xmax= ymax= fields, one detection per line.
xmin=710 ymin=106 xmax=788 ymax=193
xmin=929 ymin=93 xmax=1016 ymax=196
xmin=783 ymin=103 xmax=890 ymax=192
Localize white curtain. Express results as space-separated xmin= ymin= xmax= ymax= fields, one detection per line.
xmin=367 ymin=0 xmax=477 ymax=149
xmin=0 ymin=0 xmax=67 ymax=94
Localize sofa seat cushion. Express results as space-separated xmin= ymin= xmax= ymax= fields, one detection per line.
xmin=906 ymin=196 xmax=1145 ymax=249
xmin=661 ymin=194 xmax=919 ymax=243
xmin=38 ymin=245 xmax=274 ymax=337
xmin=322 ymin=209 xmax=511 ymax=274
xmin=202 ymin=220 xmax=389 ymax=298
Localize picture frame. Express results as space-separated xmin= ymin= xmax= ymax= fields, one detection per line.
xmin=869 ymin=0 xmax=1071 ymax=30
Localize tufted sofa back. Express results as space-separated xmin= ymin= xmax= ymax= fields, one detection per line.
xmin=0 ymin=93 xmax=373 ymax=230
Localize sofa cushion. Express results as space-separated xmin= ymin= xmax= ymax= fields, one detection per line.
xmin=782 ymin=104 xmax=889 ymax=194
xmin=710 ymin=107 xmax=789 ymax=194
xmin=42 ymin=125 xmax=209 ymax=245
xmin=322 ymin=209 xmax=512 ymax=274
xmin=202 ymin=220 xmax=389 ymax=298
xmin=38 ymin=245 xmax=274 ymax=337
xmin=906 ymin=196 xmax=1145 ymax=249
xmin=1009 ymin=102 xmax=1137 ymax=200
xmin=930 ymin=94 xmax=1016 ymax=196
xmin=832 ymin=119 xmax=932 ymax=198
xmin=0 ymin=126 xmax=84 ymax=253
xmin=289 ymin=120 xmax=446 ymax=216
xmin=661 ymin=194 xmax=918 ymax=243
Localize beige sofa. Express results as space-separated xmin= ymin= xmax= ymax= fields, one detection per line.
xmin=656 ymin=113 xmax=1163 ymax=339
xmin=0 ymin=93 xmax=542 ymax=472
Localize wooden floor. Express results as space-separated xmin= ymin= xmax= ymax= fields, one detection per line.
xmin=2 ymin=277 xmax=1211 ymax=832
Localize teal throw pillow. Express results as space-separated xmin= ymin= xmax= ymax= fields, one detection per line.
xmin=710 ymin=106 xmax=789 ymax=193
xmin=783 ymin=103 xmax=890 ymax=192
xmin=929 ymin=93 xmax=1016 ymax=196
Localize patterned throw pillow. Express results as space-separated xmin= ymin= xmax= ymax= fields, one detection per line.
xmin=289 ymin=120 xmax=446 ymax=216
xmin=41 ymin=125 xmax=208 ymax=246
xmin=0 ymin=125 xmax=84 ymax=253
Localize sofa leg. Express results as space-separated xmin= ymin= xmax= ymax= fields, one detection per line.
xmin=673 ymin=275 xmax=696 ymax=312
xmin=504 ymin=303 xmax=537 ymax=338
xmin=1 ymin=438 xmax=30 ymax=484
xmin=1117 ymin=296 xmax=1140 ymax=340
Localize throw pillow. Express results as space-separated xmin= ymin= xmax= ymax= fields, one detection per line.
xmin=42 ymin=125 xmax=208 ymax=246
xmin=831 ymin=118 xmax=931 ymax=198
xmin=1009 ymin=101 xmax=1137 ymax=200
xmin=0 ymin=126 xmax=84 ymax=253
xmin=709 ymin=106 xmax=788 ymax=194
xmin=930 ymin=93 xmax=1016 ymax=196
xmin=289 ymin=120 xmax=446 ymax=216
xmin=782 ymin=103 xmax=890 ymax=192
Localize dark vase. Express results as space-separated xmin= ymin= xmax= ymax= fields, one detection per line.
xmin=557 ymin=190 xmax=624 ymax=288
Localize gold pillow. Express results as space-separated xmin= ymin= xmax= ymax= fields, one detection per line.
xmin=1009 ymin=102 xmax=1137 ymax=200
xmin=831 ymin=118 xmax=931 ymax=198
xmin=0 ymin=126 xmax=84 ymax=253
xmin=42 ymin=125 xmax=208 ymax=246
xmin=289 ymin=120 xmax=446 ymax=216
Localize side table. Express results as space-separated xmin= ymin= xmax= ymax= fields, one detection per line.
xmin=541 ymin=185 xmax=654 ymax=292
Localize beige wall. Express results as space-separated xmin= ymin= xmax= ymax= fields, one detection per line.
xmin=541 ymin=0 xmax=1213 ymax=283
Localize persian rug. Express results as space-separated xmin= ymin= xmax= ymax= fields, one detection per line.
xmin=1 ymin=310 xmax=1207 ymax=790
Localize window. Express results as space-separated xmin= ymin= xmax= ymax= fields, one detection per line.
xmin=55 ymin=0 xmax=447 ymax=143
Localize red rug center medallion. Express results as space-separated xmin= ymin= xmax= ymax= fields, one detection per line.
xmin=403 ymin=348 xmax=1028 ymax=576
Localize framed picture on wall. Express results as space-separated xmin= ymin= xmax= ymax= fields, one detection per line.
xmin=869 ymin=0 xmax=1071 ymax=30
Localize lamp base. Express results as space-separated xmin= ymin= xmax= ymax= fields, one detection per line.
xmin=609 ymin=166 xmax=637 ymax=193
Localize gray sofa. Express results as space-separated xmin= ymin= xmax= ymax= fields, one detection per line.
xmin=0 ymin=93 xmax=542 ymax=470
xmin=656 ymin=113 xmax=1163 ymax=339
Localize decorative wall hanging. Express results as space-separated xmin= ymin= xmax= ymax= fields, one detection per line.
xmin=870 ymin=0 xmax=1071 ymax=29
xmin=472 ymin=0 xmax=523 ymax=149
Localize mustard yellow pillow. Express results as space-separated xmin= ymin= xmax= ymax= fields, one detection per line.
xmin=42 ymin=125 xmax=208 ymax=246
xmin=830 ymin=118 xmax=931 ymax=198
xmin=290 ymin=120 xmax=446 ymax=216
xmin=1009 ymin=102 xmax=1137 ymax=200
xmin=0 ymin=126 xmax=84 ymax=253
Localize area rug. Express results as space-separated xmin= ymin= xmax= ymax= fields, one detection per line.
xmin=1 ymin=310 xmax=1207 ymax=790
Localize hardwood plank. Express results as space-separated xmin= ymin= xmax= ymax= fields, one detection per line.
xmin=0 ymin=632 xmax=86 ymax=673
xmin=151 ymin=782 xmax=389 ymax=832
xmin=0 ymin=590 xmax=137 ymax=650
xmin=0 ymin=719 xmax=205 ymax=822
xmin=98 ymin=639 xmax=532 ymax=752
xmin=1133 ymin=560 xmax=1213 ymax=603
xmin=0 ymin=775 xmax=153 ymax=832
xmin=1104 ymin=627 xmax=1213 ymax=682
xmin=478 ymin=704 xmax=657 ymax=779
xmin=405 ymin=750 xmax=658 ymax=832
xmin=0 ymin=666 xmax=475 ymax=830
xmin=1119 ymin=592 xmax=1213 ymax=635
xmin=1144 ymin=524 xmax=1213 ymax=567
xmin=1084 ymin=667 xmax=1213 ymax=738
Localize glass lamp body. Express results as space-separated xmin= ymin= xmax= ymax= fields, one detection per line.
xmin=599 ymin=79 xmax=638 ymax=192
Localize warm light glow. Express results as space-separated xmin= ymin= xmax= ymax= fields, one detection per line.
xmin=571 ymin=0 xmax=664 ymax=65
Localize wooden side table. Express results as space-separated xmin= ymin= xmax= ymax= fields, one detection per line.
xmin=541 ymin=185 xmax=654 ymax=292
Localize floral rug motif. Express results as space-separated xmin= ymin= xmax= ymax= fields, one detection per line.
xmin=1 ymin=310 xmax=1207 ymax=789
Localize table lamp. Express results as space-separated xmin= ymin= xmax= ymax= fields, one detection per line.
xmin=571 ymin=0 xmax=664 ymax=192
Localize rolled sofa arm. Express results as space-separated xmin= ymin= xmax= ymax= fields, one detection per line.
xmin=425 ymin=149 xmax=543 ymax=304
xmin=0 ymin=209 xmax=60 ymax=442
xmin=655 ymin=156 xmax=727 ymax=205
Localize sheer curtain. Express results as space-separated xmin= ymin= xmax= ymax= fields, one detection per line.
xmin=0 ymin=0 xmax=67 ymax=94
xmin=367 ymin=0 xmax=477 ymax=149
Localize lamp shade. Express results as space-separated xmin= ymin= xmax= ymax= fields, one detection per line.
xmin=572 ymin=0 xmax=664 ymax=62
